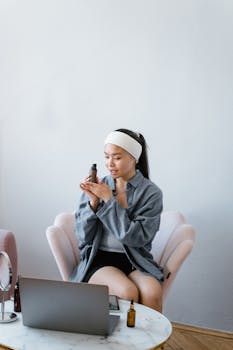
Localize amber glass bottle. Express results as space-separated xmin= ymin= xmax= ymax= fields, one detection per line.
xmin=127 ymin=300 xmax=136 ymax=327
xmin=14 ymin=281 xmax=21 ymax=312
xmin=90 ymin=164 xmax=97 ymax=183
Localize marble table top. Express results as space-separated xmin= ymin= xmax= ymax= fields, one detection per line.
xmin=1 ymin=299 xmax=172 ymax=350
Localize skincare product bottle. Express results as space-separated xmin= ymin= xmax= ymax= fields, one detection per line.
xmin=127 ymin=300 xmax=136 ymax=327
xmin=14 ymin=280 xmax=21 ymax=312
xmin=90 ymin=163 xmax=97 ymax=183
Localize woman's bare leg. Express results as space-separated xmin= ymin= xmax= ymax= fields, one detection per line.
xmin=129 ymin=270 xmax=163 ymax=312
xmin=88 ymin=266 xmax=139 ymax=302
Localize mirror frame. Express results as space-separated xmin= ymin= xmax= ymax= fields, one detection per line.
xmin=0 ymin=251 xmax=13 ymax=291
xmin=0 ymin=250 xmax=17 ymax=323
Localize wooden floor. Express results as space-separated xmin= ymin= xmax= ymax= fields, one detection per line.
xmin=164 ymin=323 xmax=233 ymax=350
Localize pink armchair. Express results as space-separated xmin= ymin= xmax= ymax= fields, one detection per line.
xmin=46 ymin=211 xmax=195 ymax=301
xmin=0 ymin=229 xmax=18 ymax=301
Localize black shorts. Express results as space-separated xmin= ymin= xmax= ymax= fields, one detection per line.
xmin=83 ymin=250 xmax=135 ymax=282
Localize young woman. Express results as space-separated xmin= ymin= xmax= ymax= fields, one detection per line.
xmin=70 ymin=128 xmax=164 ymax=312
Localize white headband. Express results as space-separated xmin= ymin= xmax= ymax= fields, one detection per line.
xmin=104 ymin=131 xmax=142 ymax=161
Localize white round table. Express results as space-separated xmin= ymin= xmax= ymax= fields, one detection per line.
xmin=1 ymin=300 xmax=172 ymax=350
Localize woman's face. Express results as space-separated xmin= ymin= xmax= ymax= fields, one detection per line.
xmin=104 ymin=143 xmax=136 ymax=181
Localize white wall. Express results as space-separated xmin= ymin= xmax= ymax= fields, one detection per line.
xmin=0 ymin=0 xmax=232 ymax=332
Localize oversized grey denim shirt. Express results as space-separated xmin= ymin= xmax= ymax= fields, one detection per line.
xmin=70 ymin=170 xmax=164 ymax=283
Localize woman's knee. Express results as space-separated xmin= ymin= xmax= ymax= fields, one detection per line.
xmin=143 ymin=284 xmax=162 ymax=300
xmin=117 ymin=282 xmax=139 ymax=302
xmin=139 ymin=284 xmax=163 ymax=311
xmin=89 ymin=267 xmax=139 ymax=302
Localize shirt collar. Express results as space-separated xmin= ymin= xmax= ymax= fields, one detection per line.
xmin=127 ymin=170 xmax=144 ymax=188
xmin=107 ymin=170 xmax=144 ymax=191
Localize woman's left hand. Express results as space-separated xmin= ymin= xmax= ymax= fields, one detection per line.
xmin=80 ymin=181 xmax=112 ymax=203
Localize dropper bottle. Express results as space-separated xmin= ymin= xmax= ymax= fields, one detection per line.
xmin=127 ymin=300 xmax=136 ymax=327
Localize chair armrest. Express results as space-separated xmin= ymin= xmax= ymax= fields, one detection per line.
xmin=160 ymin=224 xmax=195 ymax=299
xmin=160 ymin=224 xmax=195 ymax=268
xmin=46 ymin=225 xmax=77 ymax=281
xmin=152 ymin=211 xmax=185 ymax=264
xmin=54 ymin=212 xmax=80 ymax=263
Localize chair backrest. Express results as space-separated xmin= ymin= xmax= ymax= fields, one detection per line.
xmin=46 ymin=211 xmax=195 ymax=300
xmin=0 ymin=230 xmax=18 ymax=300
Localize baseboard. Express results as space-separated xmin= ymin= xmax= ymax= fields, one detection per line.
xmin=172 ymin=322 xmax=233 ymax=339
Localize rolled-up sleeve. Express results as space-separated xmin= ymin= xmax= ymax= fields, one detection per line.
xmin=96 ymin=184 xmax=163 ymax=248
xmin=75 ymin=192 xmax=101 ymax=247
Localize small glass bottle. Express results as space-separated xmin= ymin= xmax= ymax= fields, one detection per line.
xmin=89 ymin=163 xmax=97 ymax=183
xmin=127 ymin=300 xmax=136 ymax=327
xmin=14 ymin=280 xmax=21 ymax=312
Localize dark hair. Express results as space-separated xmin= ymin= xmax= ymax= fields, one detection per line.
xmin=115 ymin=128 xmax=150 ymax=179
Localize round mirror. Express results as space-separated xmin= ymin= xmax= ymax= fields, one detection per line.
xmin=0 ymin=251 xmax=17 ymax=323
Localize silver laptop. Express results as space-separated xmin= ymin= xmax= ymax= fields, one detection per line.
xmin=19 ymin=276 xmax=120 ymax=336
